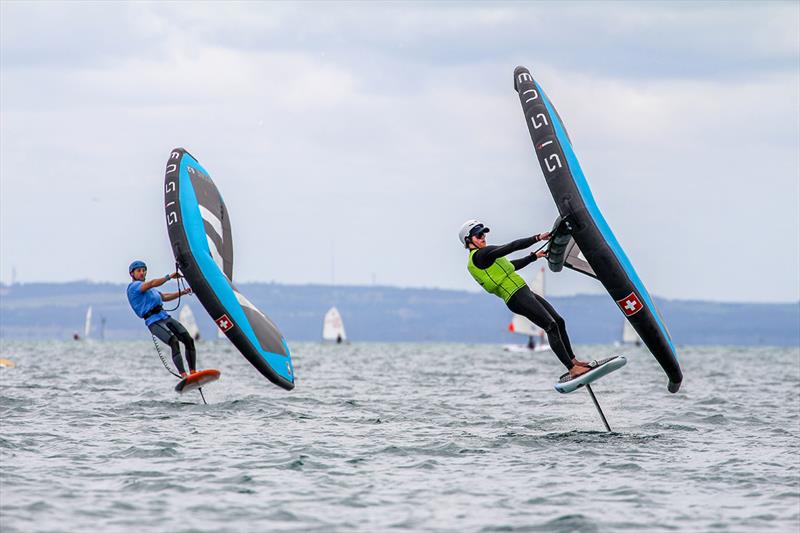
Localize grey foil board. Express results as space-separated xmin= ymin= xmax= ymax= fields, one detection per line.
xmin=554 ymin=356 xmax=627 ymax=394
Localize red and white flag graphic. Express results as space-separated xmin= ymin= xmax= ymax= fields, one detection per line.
xmin=616 ymin=292 xmax=643 ymax=316
xmin=216 ymin=314 xmax=234 ymax=332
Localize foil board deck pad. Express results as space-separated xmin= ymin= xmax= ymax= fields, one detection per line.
xmin=555 ymin=356 xmax=626 ymax=394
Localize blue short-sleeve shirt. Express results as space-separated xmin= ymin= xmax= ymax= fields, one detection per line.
xmin=127 ymin=281 xmax=170 ymax=326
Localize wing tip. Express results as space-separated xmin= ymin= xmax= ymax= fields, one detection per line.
xmin=513 ymin=65 xmax=529 ymax=91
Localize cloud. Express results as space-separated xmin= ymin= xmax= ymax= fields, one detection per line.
xmin=4 ymin=2 xmax=798 ymax=78
xmin=1 ymin=1 xmax=798 ymax=302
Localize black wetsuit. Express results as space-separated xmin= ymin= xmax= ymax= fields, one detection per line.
xmin=473 ymin=236 xmax=577 ymax=370
xmin=148 ymin=316 xmax=196 ymax=374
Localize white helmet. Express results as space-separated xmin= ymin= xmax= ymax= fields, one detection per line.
xmin=458 ymin=219 xmax=490 ymax=248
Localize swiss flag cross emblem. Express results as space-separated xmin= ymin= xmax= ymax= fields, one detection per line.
xmin=216 ymin=314 xmax=234 ymax=332
xmin=617 ymin=292 xmax=643 ymax=316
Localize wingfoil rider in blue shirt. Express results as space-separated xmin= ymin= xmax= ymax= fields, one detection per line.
xmin=126 ymin=260 xmax=196 ymax=378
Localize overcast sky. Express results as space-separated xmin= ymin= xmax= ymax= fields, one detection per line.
xmin=1 ymin=1 xmax=798 ymax=302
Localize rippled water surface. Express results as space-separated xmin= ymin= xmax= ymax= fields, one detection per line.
xmin=1 ymin=341 xmax=798 ymax=532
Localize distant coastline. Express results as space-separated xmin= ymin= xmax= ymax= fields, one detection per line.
xmin=0 ymin=282 xmax=798 ymax=346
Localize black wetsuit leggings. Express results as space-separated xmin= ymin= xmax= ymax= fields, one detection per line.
xmin=506 ymin=287 xmax=576 ymax=369
xmin=148 ymin=317 xmax=196 ymax=374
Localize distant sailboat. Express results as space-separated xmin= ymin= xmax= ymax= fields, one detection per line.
xmin=504 ymin=267 xmax=551 ymax=353
xmin=179 ymin=305 xmax=201 ymax=341
xmin=81 ymin=306 xmax=93 ymax=341
xmin=530 ymin=266 xmax=545 ymax=299
xmin=622 ymin=319 xmax=642 ymax=346
xmin=322 ymin=306 xmax=347 ymax=344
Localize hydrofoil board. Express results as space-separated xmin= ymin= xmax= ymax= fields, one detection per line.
xmin=555 ymin=356 xmax=626 ymax=394
xmin=175 ymin=369 xmax=220 ymax=393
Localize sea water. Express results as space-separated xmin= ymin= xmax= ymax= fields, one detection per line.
xmin=1 ymin=341 xmax=798 ymax=532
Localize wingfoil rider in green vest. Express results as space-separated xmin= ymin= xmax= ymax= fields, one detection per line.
xmin=460 ymin=219 xmax=591 ymax=379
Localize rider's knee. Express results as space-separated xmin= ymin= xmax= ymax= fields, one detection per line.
xmin=168 ymin=335 xmax=180 ymax=351
xmin=178 ymin=332 xmax=195 ymax=350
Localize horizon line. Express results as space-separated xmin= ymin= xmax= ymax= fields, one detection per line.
xmin=1 ymin=280 xmax=798 ymax=307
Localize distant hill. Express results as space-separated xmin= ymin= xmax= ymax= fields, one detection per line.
xmin=0 ymin=282 xmax=797 ymax=346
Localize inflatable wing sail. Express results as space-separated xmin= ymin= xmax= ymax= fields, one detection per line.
xmin=513 ymin=67 xmax=682 ymax=393
xmin=164 ymin=148 xmax=295 ymax=391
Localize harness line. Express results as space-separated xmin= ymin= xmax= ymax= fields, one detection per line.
xmin=151 ymin=334 xmax=208 ymax=405
xmin=151 ymin=334 xmax=181 ymax=378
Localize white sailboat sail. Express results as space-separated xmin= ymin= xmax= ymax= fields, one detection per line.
xmin=179 ymin=305 xmax=201 ymax=341
xmin=531 ymin=266 xmax=545 ymax=297
xmin=509 ymin=314 xmax=539 ymax=337
xmin=84 ymin=306 xmax=92 ymax=339
xmin=322 ymin=306 xmax=347 ymax=342
xmin=622 ymin=319 xmax=641 ymax=345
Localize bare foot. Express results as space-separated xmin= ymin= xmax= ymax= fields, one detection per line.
xmin=180 ymin=372 xmax=188 ymax=378
xmin=571 ymin=358 xmax=591 ymax=368
xmin=569 ymin=365 xmax=591 ymax=379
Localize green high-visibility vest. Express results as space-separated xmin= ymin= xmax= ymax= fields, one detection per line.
xmin=467 ymin=249 xmax=527 ymax=303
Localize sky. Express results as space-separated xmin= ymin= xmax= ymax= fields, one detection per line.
xmin=1 ymin=1 xmax=798 ymax=303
